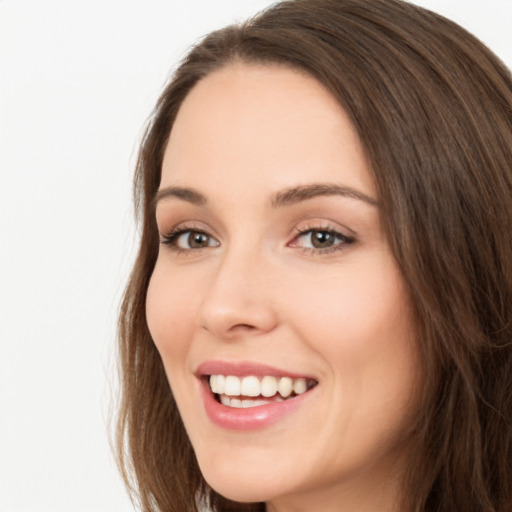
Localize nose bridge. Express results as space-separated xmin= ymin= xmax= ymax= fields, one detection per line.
xmin=198 ymin=238 xmax=277 ymax=338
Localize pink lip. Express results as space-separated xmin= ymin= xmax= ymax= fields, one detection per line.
xmin=196 ymin=360 xmax=317 ymax=431
xmin=200 ymin=380 xmax=314 ymax=430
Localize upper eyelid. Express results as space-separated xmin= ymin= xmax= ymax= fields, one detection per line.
xmin=161 ymin=222 xmax=346 ymax=234
xmin=159 ymin=220 xmax=216 ymax=236
xmin=160 ymin=226 xmax=218 ymax=242
xmin=158 ymin=220 xmax=354 ymax=238
xmin=290 ymin=219 xmax=356 ymax=238
xmin=293 ymin=226 xmax=345 ymax=236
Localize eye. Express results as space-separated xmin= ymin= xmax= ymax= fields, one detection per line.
xmin=290 ymin=228 xmax=354 ymax=252
xmin=161 ymin=229 xmax=219 ymax=250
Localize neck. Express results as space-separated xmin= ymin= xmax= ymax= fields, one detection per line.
xmin=265 ymin=461 xmax=405 ymax=512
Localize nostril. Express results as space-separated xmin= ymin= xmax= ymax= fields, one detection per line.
xmin=229 ymin=323 xmax=257 ymax=332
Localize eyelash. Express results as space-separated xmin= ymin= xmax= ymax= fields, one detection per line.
xmin=160 ymin=224 xmax=355 ymax=255
xmin=160 ymin=225 xmax=218 ymax=254
xmin=289 ymin=225 xmax=355 ymax=254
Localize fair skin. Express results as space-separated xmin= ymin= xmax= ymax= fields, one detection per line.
xmin=146 ymin=63 xmax=420 ymax=512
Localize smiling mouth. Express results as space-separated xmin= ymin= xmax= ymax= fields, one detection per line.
xmin=208 ymin=374 xmax=318 ymax=409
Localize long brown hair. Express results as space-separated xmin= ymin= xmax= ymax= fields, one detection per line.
xmin=116 ymin=1 xmax=512 ymax=510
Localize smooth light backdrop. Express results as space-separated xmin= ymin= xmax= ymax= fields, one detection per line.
xmin=1 ymin=1 xmax=510 ymax=511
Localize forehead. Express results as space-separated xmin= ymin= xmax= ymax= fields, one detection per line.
xmin=161 ymin=63 xmax=374 ymax=198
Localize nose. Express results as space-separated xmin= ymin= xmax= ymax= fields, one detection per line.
xmin=198 ymin=247 xmax=279 ymax=340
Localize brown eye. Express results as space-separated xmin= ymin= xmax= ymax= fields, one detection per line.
xmin=291 ymin=228 xmax=355 ymax=253
xmin=310 ymin=231 xmax=337 ymax=249
xmin=161 ymin=229 xmax=220 ymax=250
xmin=187 ymin=232 xmax=211 ymax=248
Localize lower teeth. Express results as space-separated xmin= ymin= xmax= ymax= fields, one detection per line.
xmin=218 ymin=394 xmax=288 ymax=408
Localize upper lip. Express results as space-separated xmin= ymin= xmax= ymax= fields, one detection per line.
xmin=195 ymin=360 xmax=317 ymax=381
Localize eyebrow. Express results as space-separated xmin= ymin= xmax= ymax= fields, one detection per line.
xmin=153 ymin=186 xmax=208 ymax=208
xmin=153 ymin=183 xmax=378 ymax=209
xmin=271 ymin=183 xmax=378 ymax=208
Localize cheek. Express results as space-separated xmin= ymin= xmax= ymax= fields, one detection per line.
xmin=289 ymin=253 xmax=409 ymax=345
xmin=145 ymin=263 xmax=199 ymax=365
xmin=284 ymin=260 xmax=420 ymax=474
xmin=286 ymin=252 xmax=419 ymax=412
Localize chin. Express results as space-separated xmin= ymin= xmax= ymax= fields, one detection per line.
xmin=203 ymin=474 xmax=273 ymax=503
xmin=197 ymin=455 xmax=291 ymax=504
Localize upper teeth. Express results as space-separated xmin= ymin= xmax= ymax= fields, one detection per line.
xmin=209 ymin=374 xmax=311 ymax=398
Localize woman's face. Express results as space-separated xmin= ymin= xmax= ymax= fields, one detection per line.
xmin=146 ymin=64 xmax=420 ymax=511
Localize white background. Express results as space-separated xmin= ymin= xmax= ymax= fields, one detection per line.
xmin=0 ymin=1 xmax=510 ymax=511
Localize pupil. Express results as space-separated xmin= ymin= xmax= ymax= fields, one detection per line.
xmin=312 ymin=231 xmax=333 ymax=248
xmin=189 ymin=232 xmax=208 ymax=248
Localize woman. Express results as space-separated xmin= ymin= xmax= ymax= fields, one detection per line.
xmin=116 ymin=0 xmax=512 ymax=511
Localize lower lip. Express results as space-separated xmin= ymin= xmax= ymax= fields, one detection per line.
xmin=200 ymin=379 xmax=314 ymax=430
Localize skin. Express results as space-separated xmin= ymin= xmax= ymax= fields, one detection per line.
xmin=146 ymin=63 xmax=420 ymax=512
